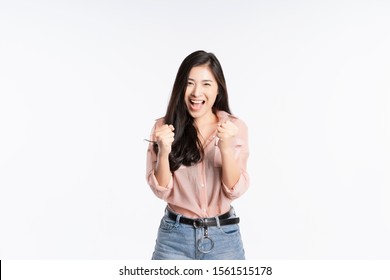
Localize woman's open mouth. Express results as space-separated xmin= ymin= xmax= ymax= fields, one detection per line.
xmin=189 ymin=99 xmax=205 ymax=111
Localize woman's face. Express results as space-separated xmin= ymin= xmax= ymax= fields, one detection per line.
xmin=184 ymin=64 xmax=218 ymax=123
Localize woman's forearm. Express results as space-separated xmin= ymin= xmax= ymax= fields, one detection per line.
xmin=155 ymin=152 xmax=172 ymax=188
xmin=220 ymin=148 xmax=241 ymax=189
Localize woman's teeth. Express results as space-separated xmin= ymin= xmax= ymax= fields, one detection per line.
xmin=190 ymin=100 xmax=205 ymax=104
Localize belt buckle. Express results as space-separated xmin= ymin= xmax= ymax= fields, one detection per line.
xmin=193 ymin=218 xmax=204 ymax=228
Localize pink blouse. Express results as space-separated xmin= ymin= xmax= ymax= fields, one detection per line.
xmin=146 ymin=111 xmax=249 ymax=218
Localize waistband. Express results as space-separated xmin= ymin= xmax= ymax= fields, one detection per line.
xmin=165 ymin=207 xmax=240 ymax=228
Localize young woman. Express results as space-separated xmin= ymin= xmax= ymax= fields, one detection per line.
xmin=146 ymin=50 xmax=249 ymax=260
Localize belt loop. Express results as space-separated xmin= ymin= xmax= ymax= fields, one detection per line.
xmin=175 ymin=213 xmax=182 ymax=225
xmin=215 ymin=216 xmax=221 ymax=228
xmin=231 ymin=206 xmax=236 ymax=216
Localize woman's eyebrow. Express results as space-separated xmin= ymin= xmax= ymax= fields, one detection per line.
xmin=188 ymin=78 xmax=214 ymax=83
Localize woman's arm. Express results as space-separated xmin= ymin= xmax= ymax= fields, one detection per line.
xmin=217 ymin=120 xmax=241 ymax=188
xmin=154 ymin=124 xmax=175 ymax=187
xmin=217 ymin=118 xmax=250 ymax=198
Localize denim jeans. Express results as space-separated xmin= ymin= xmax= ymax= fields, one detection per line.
xmin=151 ymin=208 xmax=245 ymax=260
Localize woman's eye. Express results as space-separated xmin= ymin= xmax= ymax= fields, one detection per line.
xmin=187 ymin=81 xmax=194 ymax=86
xmin=204 ymin=83 xmax=211 ymax=86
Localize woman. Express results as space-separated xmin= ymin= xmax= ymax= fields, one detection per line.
xmin=146 ymin=50 xmax=249 ymax=260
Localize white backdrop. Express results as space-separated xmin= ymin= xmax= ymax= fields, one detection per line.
xmin=1 ymin=0 xmax=389 ymax=260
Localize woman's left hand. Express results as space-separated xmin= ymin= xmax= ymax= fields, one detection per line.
xmin=216 ymin=120 xmax=238 ymax=152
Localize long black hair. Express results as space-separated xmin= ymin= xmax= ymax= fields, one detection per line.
xmin=155 ymin=50 xmax=232 ymax=172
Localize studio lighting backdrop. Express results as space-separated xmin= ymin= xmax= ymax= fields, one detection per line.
xmin=1 ymin=0 xmax=389 ymax=259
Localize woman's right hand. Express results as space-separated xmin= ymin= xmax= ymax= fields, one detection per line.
xmin=154 ymin=124 xmax=175 ymax=156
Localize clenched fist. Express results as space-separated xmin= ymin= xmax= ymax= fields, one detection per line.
xmin=216 ymin=120 xmax=238 ymax=152
xmin=154 ymin=124 xmax=175 ymax=156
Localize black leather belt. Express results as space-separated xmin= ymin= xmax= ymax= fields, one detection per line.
xmin=166 ymin=207 xmax=240 ymax=228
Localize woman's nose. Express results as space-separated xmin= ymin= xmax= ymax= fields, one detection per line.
xmin=192 ymin=85 xmax=202 ymax=97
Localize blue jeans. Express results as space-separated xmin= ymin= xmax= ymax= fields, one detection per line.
xmin=151 ymin=208 xmax=245 ymax=260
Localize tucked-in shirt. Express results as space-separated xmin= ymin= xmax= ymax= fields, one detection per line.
xmin=146 ymin=110 xmax=249 ymax=218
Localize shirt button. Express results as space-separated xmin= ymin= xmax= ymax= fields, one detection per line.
xmin=200 ymin=184 xmax=205 ymax=188
xmin=203 ymin=208 xmax=207 ymax=212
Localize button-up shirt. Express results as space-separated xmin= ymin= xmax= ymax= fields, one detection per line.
xmin=146 ymin=111 xmax=249 ymax=218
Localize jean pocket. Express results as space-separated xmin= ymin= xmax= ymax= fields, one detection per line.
xmin=218 ymin=223 xmax=240 ymax=236
xmin=159 ymin=217 xmax=178 ymax=232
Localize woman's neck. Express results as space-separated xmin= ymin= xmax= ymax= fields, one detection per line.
xmin=194 ymin=112 xmax=218 ymax=129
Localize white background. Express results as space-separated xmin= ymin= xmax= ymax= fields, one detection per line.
xmin=1 ymin=0 xmax=389 ymax=260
